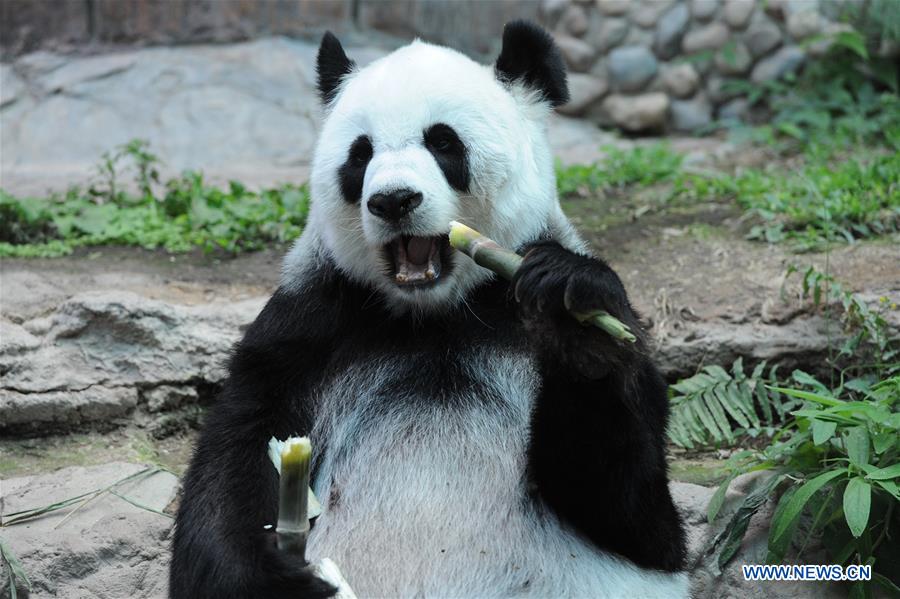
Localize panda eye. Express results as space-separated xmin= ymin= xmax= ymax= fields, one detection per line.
xmin=433 ymin=137 xmax=452 ymax=152
xmin=348 ymin=136 xmax=373 ymax=166
xmin=424 ymin=124 xmax=462 ymax=154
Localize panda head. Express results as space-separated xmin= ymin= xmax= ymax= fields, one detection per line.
xmin=304 ymin=21 xmax=569 ymax=313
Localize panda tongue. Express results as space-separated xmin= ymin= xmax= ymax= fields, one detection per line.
xmin=406 ymin=237 xmax=432 ymax=266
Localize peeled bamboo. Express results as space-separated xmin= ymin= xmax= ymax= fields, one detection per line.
xmin=448 ymin=221 xmax=636 ymax=343
xmin=276 ymin=436 xmax=312 ymax=559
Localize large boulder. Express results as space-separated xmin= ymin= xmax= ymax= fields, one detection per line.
xmin=0 ymin=463 xmax=178 ymax=598
xmin=0 ymin=291 xmax=265 ymax=433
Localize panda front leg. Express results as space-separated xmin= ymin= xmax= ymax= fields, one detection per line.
xmin=514 ymin=241 xmax=687 ymax=573
xmin=170 ymin=387 xmax=337 ymax=599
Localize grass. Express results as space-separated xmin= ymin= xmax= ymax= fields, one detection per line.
xmin=0 ymin=141 xmax=309 ymax=258
xmin=555 ymin=142 xmax=900 ymax=252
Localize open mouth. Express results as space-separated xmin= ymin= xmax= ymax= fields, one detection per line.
xmin=385 ymin=235 xmax=452 ymax=288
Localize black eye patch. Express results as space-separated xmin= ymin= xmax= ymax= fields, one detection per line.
xmin=338 ymin=135 xmax=373 ymax=204
xmin=423 ymin=124 xmax=469 ymax=193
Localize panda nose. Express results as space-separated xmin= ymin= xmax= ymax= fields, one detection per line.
xmin=367 ymin=189 xmax=423 ymax=221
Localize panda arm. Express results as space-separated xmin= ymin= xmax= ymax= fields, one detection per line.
xmin=171 ymin=287 xmax=338 ymax=599
xmin=514 ymin=241 xmax=686 ymax=572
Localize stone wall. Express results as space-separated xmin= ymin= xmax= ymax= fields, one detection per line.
xmin=546 ymin=0 xmax=855 ymax=132
xmin=0 ymin=0 xmax=537 ymax=60
xmin=1 ymin=0 xmax=862 ymax=133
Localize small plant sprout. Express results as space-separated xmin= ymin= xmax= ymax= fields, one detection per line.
xmin=448 ymin=221 xmax=636 ymax=343
xmin=276 ymin=436 xmax=312 ymax=560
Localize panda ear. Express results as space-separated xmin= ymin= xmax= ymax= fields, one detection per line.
xmin=317 ymin=31 xmax=355 ymax=105
xmin=494 ymin=20 xmax=569 ymax=107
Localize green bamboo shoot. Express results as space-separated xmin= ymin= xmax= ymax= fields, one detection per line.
xmin=276 ymin=436 xmax=312 ymax=560
xmin=448 ymin=221 xmax=636 ymax=343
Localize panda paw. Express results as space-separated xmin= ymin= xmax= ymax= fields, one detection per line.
xmin=512 ymin=241 xmax=642 ymax=376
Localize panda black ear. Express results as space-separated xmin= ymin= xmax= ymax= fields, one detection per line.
xmin=494 ymin=20 xmax=569 ymax=107
xmin=317 ymin=31 xmax=355 ymax=105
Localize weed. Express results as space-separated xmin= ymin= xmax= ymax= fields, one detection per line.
xmin=0 ymin=140 xmax=310 ymax=257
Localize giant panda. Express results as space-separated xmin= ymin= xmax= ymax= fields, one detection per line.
xmin=171 ymin=20 xmax=688 ymax=599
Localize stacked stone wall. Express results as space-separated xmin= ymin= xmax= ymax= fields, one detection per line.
xmin=546 ymin=0 xmax=857 ymax=131
xmin=0 ymin=0 xmax=868 ymax=132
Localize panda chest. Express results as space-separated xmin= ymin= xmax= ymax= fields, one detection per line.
xmin=309 ymin=343 xmax=540 ymax=519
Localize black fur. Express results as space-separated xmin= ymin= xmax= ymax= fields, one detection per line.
xmin=423 ymin=123 xmax=470 ymax=192
xmin=316 ymin=31 xmax=355 ymax=105
xmin=338 ymin=135 xmax=373 ymax=204
xmin=171 ymin=243 xmax=686 ymax=597
xmin=495 ymin=20 xmax=569 ymax=107
xmin=514 ymin=241 xmax=687 ymax=572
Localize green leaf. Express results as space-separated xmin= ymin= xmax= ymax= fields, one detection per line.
xmin=842 ymin=478 xmax=871 ymax=538
xmin=845 ymin=426 xmax=870 ymax=468
xmin=791 ymin=370 xmax=830 ymax=393
xmin=872 ymin=432 xmax=895 ymax=455
xmin=766 ymin=484 xmax=801 ymax=563
xmin=708 ymin=472 xmax=738 ymax=524
xmin=770 ymin=469 xmax=847 ymax=547
xmin=873 ymin=479 xmax=900 ymax=501
xmin=768 ymin=386 xmax=844 ymax=407
xmin=811 ymin=419 xmax=837 ymax=445
xmin=865 ymin=464 xmax=900 ymax=481
xmin=833 ymin=30 xmax=868 ymax=60
xmin=714 ymin=474 xmax=784 ymax=569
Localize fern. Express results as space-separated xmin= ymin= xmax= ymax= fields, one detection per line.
xmin=668 ymin=358 xmax=795 ymax=449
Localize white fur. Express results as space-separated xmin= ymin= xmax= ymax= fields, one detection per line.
xmin=290 ymin=40 xmax=566 ymax=313
xmin=303 ymin=339 xmax=687 ymax=598
xmin=284 ymin=38 xmax=688 ymax=598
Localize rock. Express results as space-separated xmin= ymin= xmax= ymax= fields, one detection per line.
xmin=691 ymin=0 xmax=719 ymax=21
xmin=751 ymin=45 xmax=806 ymax=82
xmin=601 ymin=92 xmax=669 ymax=131
xmin=608 ymin=45 xmax=658 ymax=92
xmin=682 ymin=22 xmax=730 ymax=53
xmin=654 ymin=2 xmax=691 ymax=59
xmin=1 ymin=463 xmax=178 ymax=598
xmin=588 ymin=15 xmax=630 ymax=51
xmin=554 ymin=34 xmax=598 ymax=72
xmin=561 ymin=4 xmax=590 ymax=37
xmin=630 ymin=0 xmax=673 ymax=28
xmin=557 ymin=73 xmax=610 ymax=116
xmin=0 ymin=387 xmax=139 ymax=433
xmin=670 ymin=94 xmax=713 ymax=132
xmin=654 ymin=314 xmax=839 ymax=380
xmin=541 ymin=0 xmax=571 ymax=23
xmin=596 ymin=0 xmax=631 ymax=16
xmin=144 ymin=384 xmax=200 ymax=413
xmin=745 ymin=19 xmax=784 ymax=57
xmin=714 ymin=40 xmax=753 ymax=75
xmin=41 ymin=53 xmax=136 ymax=94
xmin=707 ymin=75 xmax=743 ymax=104
xmin=0 ymin=291 xmax=265 ymax=433
xmin=787 ymin=9 xmax=823 ymax=39
xmin=723 ymin=0 xmax=755 ymax=29
xmin=717 ymin=97 xmax=750 ymax=122
xmin=660 ymin=63 xmax=700 ymax=98
xmin=0 ymin=65 xmax=26 ymax=108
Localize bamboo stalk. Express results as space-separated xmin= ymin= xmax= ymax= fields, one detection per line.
xmin=448 ymin=221 xmax=637 ymax=343
xmin=276 ymin=436 xmax=312 ymax=560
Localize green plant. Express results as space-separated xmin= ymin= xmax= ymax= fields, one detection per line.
xmin=720 ymin=29 xmax=900 ymax=151
xmin=668 ymin=359 xmax=794 ymax=448
xmin=673 ymin=151 xmax=900 ymax=250
xmin=0 ymin=140 xmax=310 ymax=257
xmin=556 ymin=143 xmax=683 ymax=198
xmin=670 ymin=266 xmax=899 ymax=595
xmin=707 ymin=376 xmax=899 ymax=597
xmin=0 ymin=538 xmax=31 ymax=599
